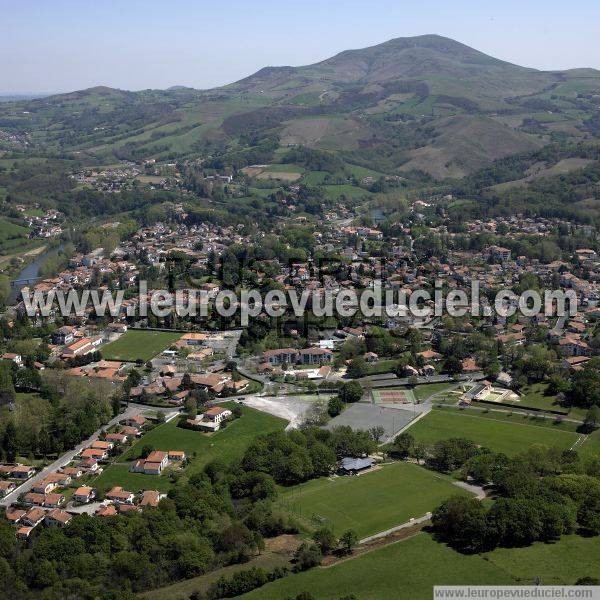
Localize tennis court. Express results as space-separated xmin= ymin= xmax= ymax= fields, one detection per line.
xmin=372 ymin=388 xmax=416 ymax=407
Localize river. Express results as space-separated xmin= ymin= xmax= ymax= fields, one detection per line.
xmin=10 ymin=245 xmax=61 ymax=302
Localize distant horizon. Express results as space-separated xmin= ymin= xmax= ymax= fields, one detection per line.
xmin=3 ymin=0 xmax=600 ymax=94
xmin=2 ymin=32 xmax=600 ymax=98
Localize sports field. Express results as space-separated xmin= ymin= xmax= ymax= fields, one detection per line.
xmin=372 ymin=388 xmax=415 ymax=406
xmin=240 ymin=533 xmax=514 ymax=600
xmin=278 ymin=462 xmax=468 ymax=538
xmin=408 ymin=407 xmax=581 ymax=456
xmin=100 ymin=330 xmax=181 ymax=361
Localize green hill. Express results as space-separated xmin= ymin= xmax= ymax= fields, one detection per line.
xmin=1 ymin=35 xmax=599 ymax=179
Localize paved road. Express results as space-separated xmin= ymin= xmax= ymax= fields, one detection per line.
xmin=0 ymin=403 xmax=172 ymax=508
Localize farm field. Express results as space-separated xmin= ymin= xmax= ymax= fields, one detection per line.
xmin=409 ymin=407 xmax=581 ymax=456
xmin=93 ymin=404 xmax=287 ymax=492
xmin=278 ymin=462 xmax=467 ymax=538
xmin=322 ymin=184 xmax=372 ymax=200
xmin=100 ymin=330 xmax=181 ymax=361
xmin=240 ymin=533 xmax=514 ymax=600
xmin=0 ymin=217 xmax=40 ymax=256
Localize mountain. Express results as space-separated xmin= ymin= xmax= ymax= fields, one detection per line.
xmin=1 ymin=35 xmax=599 ymax=179
xmin=230 ymin=34 xmax=553 ymax=104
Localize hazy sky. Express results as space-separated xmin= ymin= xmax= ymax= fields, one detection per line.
xmin=2 ymin=0 xmax=599 ymax=93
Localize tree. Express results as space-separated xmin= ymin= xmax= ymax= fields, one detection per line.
xmin=576 ymin=577 xmax=600 ymax=585
xmin=569 ymin=362 xmax=600 ymax=408
xmin=346 ymin=358 xmax=367 ymax=379
xmin=413 ymin=441 xmax=428 ymax=465
xmin=0 ymin=363 xmax=15 ymax=406
xmin=393 ymin=432 xmax=414 ymax=458
xmin=583 ymin=406 xmax=600 ymax=433
xmin=339 ymin=530 xmax=358 ymax=555
xmin=293 ymin=542 xmax=322 ymax=571
xmin=308 ymin=442 xmax=336 ymax=476
xmin=140 ymin=444 xmax=154 ymax=459
xmin=327 ymin=396 xmax=344 ymax=417
xmin=444 ymin=355 xmax=463 ymax=376
xmin=2 ymin=421 xmax=18 ymax=462
xmin=184 ymin=396 xmax=198 ymax=419
xmin=338 ymin=381 xmax=363 ymax=403
xmin=578 ymin=488 xmax=600 ymax=535
xmin=432 ymin=496 xmax=489 ymax=553
xmin=312 ymin=527 xmax=337 ymax=555
xmin=429 ymin=438 xmax=480 ymax=473
xmin=0 ymin=275 xmax=10 ymax=308
xmin=369 ymin=426 xmax=385 ymax=443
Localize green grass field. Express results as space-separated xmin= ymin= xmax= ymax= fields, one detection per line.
xmin=93 ymin=404 xmax=286 ymax=492
xmin=301 ymin=170 xmax=329 ymax=185
xmin=0 ymin=217 xmax=39 ymax=255
xmin=484 ymin=382 xmax=567 ymax=413
xmin=413 ymin=383 xmax=454 ymax=402
xmin=240 ymin=533 xmax=514 ymax=600
xmin=140 ymin=552 xmax=290 ymax=600
xmin=278 ymin=462 xmax=467 ymax=538
xmin=239 ymin=532 xmax=600 ymax=599
xmin=482 ymin=535 xmax=600 ymax=584
xmin=409 ymin=407 xmax=581 ymax=456
xmin=100 ymin=330 xmax=182 ymax=361
xmin=91 ymin=464 xmax=174 ymax=494
xmin=322 ymin=184 xmax=372 ymax=200
xmin=577 ymin=428 xmax=600 ymax=460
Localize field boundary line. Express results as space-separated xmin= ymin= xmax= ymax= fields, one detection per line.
xmin=359 ymin=513 xmax=431 ymax=544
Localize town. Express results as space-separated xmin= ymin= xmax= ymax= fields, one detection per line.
xmin=0 ymin=16 xmax=599 ymax=599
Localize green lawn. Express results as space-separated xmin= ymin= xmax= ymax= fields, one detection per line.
xmin=409 ymin=407 xmax=581 ymax=456
xmin=93 ymin=404 xmax=287 ymax=492
xmin=100 ymin=330 xmax=182 ymax=361
xmin=482 ymin=535 xmax=600 ymax=585
xmin=413 ymin=383 xmax=454 ymax=402
xmin=240 ymin=533 xmax=514 ymax=600
xmin=92 ymin=464 xmax=174 ymax=494
xmin=278 ymin=462 xmax=468 ymax=538
xmin=485 ymin=382 xmax=567 ymax=414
